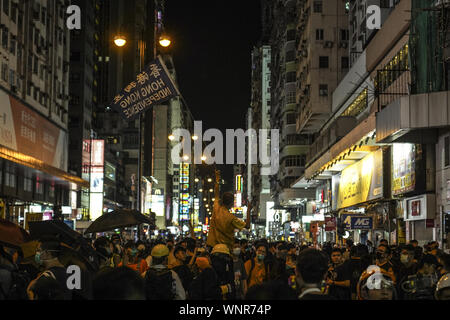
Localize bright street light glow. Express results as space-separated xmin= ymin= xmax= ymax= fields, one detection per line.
xmin=201 ymin=155 xmax=207 ymax=161
xmin=168 ymin=135 xmax=175 ymax=141
xmin=159 ymin=37 xmax=171 ymax=47
xmin=194 ymin=178 xmax=199 ymax=182
xmin=182 ymin=155 xmax=189 ymax=161
xmin=114 ymin=36 xmax=126 ymax=47
xmin=199 ymin=189 xmax=203 ymax=192
xmin=192 ymin=135 xmax=198 ymax=140
xmin=209 ymin=189 xmax=213 ymax=192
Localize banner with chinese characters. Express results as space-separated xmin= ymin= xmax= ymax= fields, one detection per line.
xmin=0 ymin=90 xmax=68 ymax=171
xmin=111 ymin=56 xmax=180 ymax=120
xmin=179 ymin=163 xmax=190 ymax=221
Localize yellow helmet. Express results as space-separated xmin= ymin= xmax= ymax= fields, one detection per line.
xmin=211 ymin=244 xmax=230 ymax=256
xmin=151 ymin=244 xmax=169 ymax=257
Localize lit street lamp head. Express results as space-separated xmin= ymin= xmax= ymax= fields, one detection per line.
xmin=114 ymin=35 xmax=127 ymax=47
xmin=168 ymin=134 xmax=175 ymax=141
xmin=159 ymin=34 xmax=171 ymax=47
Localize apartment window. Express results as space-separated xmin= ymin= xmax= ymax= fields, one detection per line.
xmin=286 ymin=50 xmax=295 ymax=62
xmin=41 ymin=7 xmax=46 ymax=25
xmin=284 ymin=155 xmax=306 ymax=167
xmin=33 ymin=56 xmax=38 ymax=74
xmin=34 ymin=29 xmax=39 ymax=47
xmin=286 ymin=71 xmax=296 ymax=83
xmin=35 ymin=176 xmax=44 ymax=195
xmin=24 ymin=171 xmax=33 ymax=193
xmin=319 ymin=56 xmax=329 ymax=68
xmin=313 ymin=1 xmax=323 ymax=13
xmin=1 ymin=63 xmax=7 ymax=82
xmin=445 ymin=136 xmax=450 ymax=167
xmin=3 ymin=0 xmax=9 ymax=15
xmin=342 ymin=56 xmax=349 ymax=69
xmin=33 ymin=87 xmax=38 ymax=101
xmin=39 ymin=65 xmax=44 ymax=80
xmin=286 ymin=91 xmax=296 ymax=104
xmin=286 ymin=29 xmax=296 ymax=41
xmin=316 ymin=29 xmax=324 ymax=41
xmin=319 ymin=84 xmax=328 ymax=96
xmin=340 ymin=29 xmax=349 ymax=41
xmin=10 ymin=37 xmax=15 ymax=55
xmin=5 ymin=162 xmax=16 ymax=188
xmin=286 ymin=113 xmax=296 ymax=125
xmin=10 ymin=2 xmax=16 ymax=23
xmin=9 ymin=69 xmax=14 ymax=87
xmin=2 ymin=28 xmax=8 ymax=49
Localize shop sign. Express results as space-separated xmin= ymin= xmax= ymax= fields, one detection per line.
xmin=404 ymin=194 xmax=436 ymax=221
xmin=426 ymin=219 xmax=434 ymax=228
xmin=325 ymin=217 xmax=336 ymax=231
xmin=341 ymin=214 xmax=373 ymax=230
xmin=25 ymin=213 xmax=43 ymax=230
xmin=392 ymin=143 xmax=416 ymax=195
xmin=0 ymin=91 xmax=68 ymax=171
xmin=337 ymin=149 xmax=383 ymax=209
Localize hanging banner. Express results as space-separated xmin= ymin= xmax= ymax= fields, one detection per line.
xmin=111 ymin=56 xmax=180 ymax=121
xmin=337 ymin=149 xmax=383 ymax=209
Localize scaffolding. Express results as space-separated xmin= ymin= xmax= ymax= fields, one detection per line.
xmin=409 ymin=0 xmax=450 ymax=93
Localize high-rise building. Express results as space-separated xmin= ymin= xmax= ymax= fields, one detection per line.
xmin=0 ymin=0 xmax=87 ymax=225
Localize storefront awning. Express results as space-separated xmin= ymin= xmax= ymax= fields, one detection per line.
xmin=304 ymin=112 xmax=378 ymax=179
xmin=0 ymin=145 xmax=89 ymax=190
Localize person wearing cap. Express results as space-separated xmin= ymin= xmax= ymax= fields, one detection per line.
xmin=143 ymin=244 xmax=186 ymax=300
xmin=206 ymin=170 xmax=251 ymax=252
xmin=210 ymin=244 xmax=235 ymax=300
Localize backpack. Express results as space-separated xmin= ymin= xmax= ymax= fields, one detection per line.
xmin=144 ymin=268 xmax=176 ymax=300
xmin=2 ymin=269 xmax=31 ymax=300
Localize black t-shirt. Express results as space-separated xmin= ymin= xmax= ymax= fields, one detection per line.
xmin=300 ymin=293 xmax=337 ymax=300
xmin=330 ymin=263 xmax=352 ymax=300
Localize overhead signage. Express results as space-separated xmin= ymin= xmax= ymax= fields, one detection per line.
xmin=392 ymin=143 xmax=416 ymax=195
xmin=111 ymin=56 xmax=180 ymax=121
xmin=341 ymin=214 xmax=373 ymax=230
xmin=337 ymin=149 xmax=383 ymax=209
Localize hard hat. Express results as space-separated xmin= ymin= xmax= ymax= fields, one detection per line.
xmin=151 ymin=244 xmax=169 ymax=257
xmin=211 ymin=244 xmax=230 ymax=256
xmin=435 ymin=273 xmax=450 ymax=300
xmin=357 ymin=265 xmax=396 ymax=300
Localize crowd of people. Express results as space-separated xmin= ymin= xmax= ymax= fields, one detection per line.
xmin=1 ymin=234 xmax=449 ymax=300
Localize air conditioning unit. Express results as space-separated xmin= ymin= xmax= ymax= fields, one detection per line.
xmin=324 ymin=41 xmax=333 ymax=48
xmin=339 ymin=41 xmax=348 ymax=48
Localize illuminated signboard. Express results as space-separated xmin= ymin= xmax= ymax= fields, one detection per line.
xmin=235 ymin=175 xmax=242 ymax=192
xmin=86 ymin=139 xmax=105 ymax=221
xmin=179 ymin=163 xmax=190 ymax=221
xmin=392 ymin=143 xmax=416 ymax=195
xmin=337 ymin=149 xmax=383 ymax=209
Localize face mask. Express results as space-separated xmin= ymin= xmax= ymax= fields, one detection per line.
xmin=400 ymin=254 xmax=410 ymax=264
xmin=130 ymin=249 xmax=137 ymax=257
xmin=233 ymin=248 xmax=241 ymax=256
xmin=257 ymin=254 xmax=265 ymax=262
xmin=34 ymin=252 xmax=42 ymax=265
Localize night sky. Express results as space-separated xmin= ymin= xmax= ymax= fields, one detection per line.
xmin=165 ymin=0 xmax=262 ymax=190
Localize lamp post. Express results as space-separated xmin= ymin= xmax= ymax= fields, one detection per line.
xmin=114 ymin=2 xmax=171 ymax=240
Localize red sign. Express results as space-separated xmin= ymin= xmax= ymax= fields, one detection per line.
xmin=325 ymin=217 xmax=336 ymax=231
xmin=411 ymin=200 xmax=420 ymax=216
xmin=426 ymin=219 xmax=434 ymax=228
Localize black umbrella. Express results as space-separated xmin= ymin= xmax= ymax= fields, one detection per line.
xmin=28 ymin=220 xmax=99 ymax=272
xmin=84 ymin=209 xmax=153 ymax=234
xmin=0 ymin=218 xmax=31 ymax=248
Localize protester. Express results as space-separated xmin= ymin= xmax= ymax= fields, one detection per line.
xmin=188 ymin=250 xmax=222 ymax=300
xmin=144 ymin=244 xmax=186 ymax=300
xmin=296 ymin=248 xmax=334 ymax=300
xmin=206 ymin=170 xmax=250 ymax=251
xmin=245 ymin=242 xmax=271 ymax=289
xmin=357 ymin=266 xmax=396 ymax=300
xmin=27 ymin=236 xmax=72 ymax=300
xmin=170 ymin=245 xmax=194 ymax=294
xmin=93 ymin=267 xmax=145 ymax=300
xmin=231 ymin=240 xmax=248 ymax=299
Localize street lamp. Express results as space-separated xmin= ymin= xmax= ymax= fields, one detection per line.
xmin=168 ymin=134 xmax=175 ymax=141
xmin=207 ymin=178 xmax=212 ymax=183
xmin=201 ymin=155 xmax=207 ymax=161
xmin=159 ymin=34 xmax=171 ymax=47
xmin=192 ymin=135 xmax=199 ymax=141
xmin=113 ymin=35 xmax=127 ymax=47
xmin=182 ymin=155 xmax=189 ymax=161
